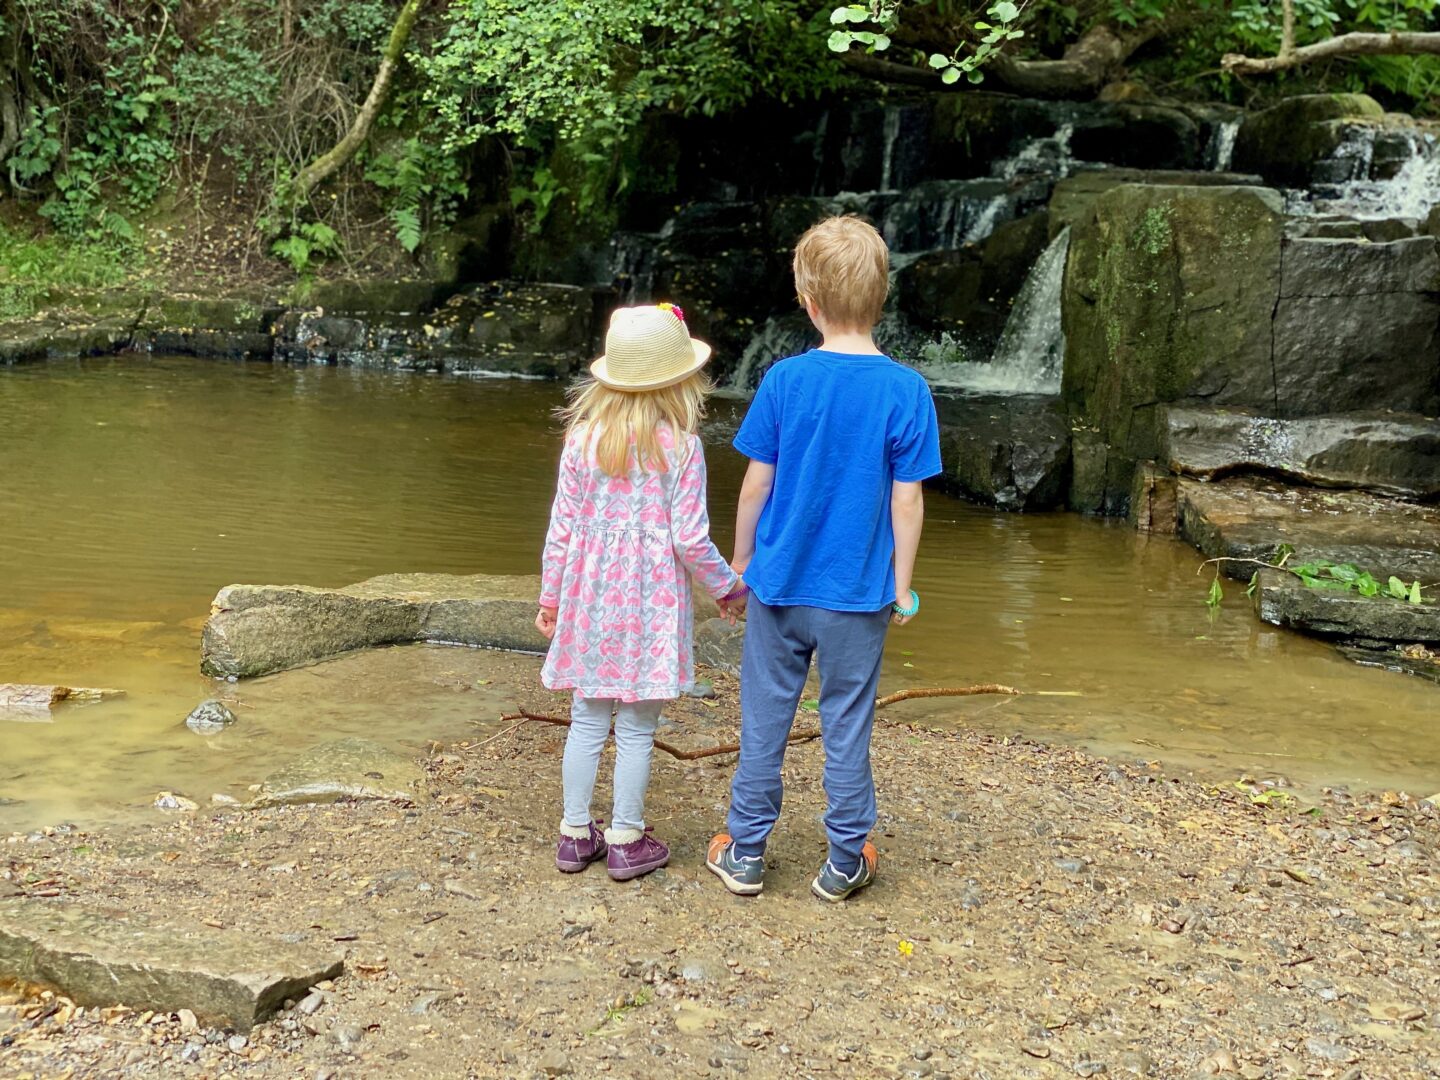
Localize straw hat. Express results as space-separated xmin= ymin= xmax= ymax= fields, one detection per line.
xmin=590 ymin=304 xmax=712 ymax=391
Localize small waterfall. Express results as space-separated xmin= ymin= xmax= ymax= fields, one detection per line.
xmin=726 ymin=314 xmax=816 ymax=395
xmin=879 ymin=104 xmax=903 ymax=192
xmin=919 ymin=229 xmax=1070 ymax=394
xmin=1287 ymin=127 xmax=1440 ymax=220
xmin=997 ymin=122 xmax=1075 ymax=182
xmin=1206 ymin=119 xmax=1240 ymax=172
xmin=609 ymin=232 xmax=659 ymax=303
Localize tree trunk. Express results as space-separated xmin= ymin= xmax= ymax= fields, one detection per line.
xmin=289 ymin=0 xmax=423 ymax=205
xmin=990 ymin=24 xmax=1153 ymax=98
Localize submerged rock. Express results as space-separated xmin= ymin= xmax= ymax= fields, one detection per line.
xmin=1256 ymin=569 xmax=1440 ymax=646
xmin=0 ymin=897 xmax=342 ymax=1031
xmin=201 ymin=572 xmax=545 ymax=679
xmin=0 ymin=684 xmax=126 ymax=713
xmin=935 ymin=393 xmax=1071 ymax=511
xmin=249 ymin=737 xmax=423 ymax=808
xmin=185 ymin=700 xmax=238 ymax=733
xmin=1161 ymin=406 xmax=1440 ymax=500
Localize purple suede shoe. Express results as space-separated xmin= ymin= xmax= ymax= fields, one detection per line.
xmin=607 ymin=827 xmax=670 ymax=881
xmin=556 ymin=821 xmax=607 ymax=873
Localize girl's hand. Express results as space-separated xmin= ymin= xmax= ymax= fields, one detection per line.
xmin=535 ymin=606 xmax=558 ymax=640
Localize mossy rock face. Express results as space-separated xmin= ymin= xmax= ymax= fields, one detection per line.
xmin=1232 ymin=94 xmax=1385 ymax=185
xmin=1061 ymin=183 xmax=1286 ymax=510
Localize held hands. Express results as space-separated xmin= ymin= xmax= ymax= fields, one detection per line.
xmin=716 ymin=574 xmax=749 ymax=626
xmin=535 ymin=605 xmax=558 ymax=640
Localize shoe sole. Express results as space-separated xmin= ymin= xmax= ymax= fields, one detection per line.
xmin=706 ymin=855 xmax=764 ymax=896
xmin=608 ymin=856 xmax=668 ymax=881
xmin=810 ymin=873 xmax=873 ymax=902
xmin=556 ymin=857 xmax=600 ymax=873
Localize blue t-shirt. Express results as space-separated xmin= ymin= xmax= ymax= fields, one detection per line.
xmin=733 ymin=349 xmax=942 ymax=612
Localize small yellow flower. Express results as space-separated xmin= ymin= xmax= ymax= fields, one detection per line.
xmin=897 ymin=939 xmax=914 ymax=957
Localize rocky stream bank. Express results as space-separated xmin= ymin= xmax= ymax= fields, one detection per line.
xmin=3 ymin=647 xmax=1439 ymax=1080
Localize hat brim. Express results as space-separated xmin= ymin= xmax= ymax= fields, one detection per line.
xmin=589 ymin=339 xmax=713 ymax=391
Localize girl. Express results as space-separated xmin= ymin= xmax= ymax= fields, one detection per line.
xmin=536 ymin=303 xmax=744 ymax=881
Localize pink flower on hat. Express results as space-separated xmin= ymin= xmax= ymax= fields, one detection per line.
xmin=656 ymin=301 xmax=685 ymax=323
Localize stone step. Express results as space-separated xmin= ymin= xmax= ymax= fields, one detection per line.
xmin=1162 ymin=406 xmax=1440 ymax=500
xmin=0 ymin=899 xmax=342 ymax=1032
xmin=1255 ymin=568 xmax=1440 ymax=646
xmin=201 ymin=572 xmax=546 ymax=679
xmin=1176 ymin=476 xmax=1440 ymax=583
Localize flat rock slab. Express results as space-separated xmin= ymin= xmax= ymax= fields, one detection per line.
xmin=0 ymin=899 xmax=341 ymax=1031
xmin=1339 ymin=645 xmax=1440 ymax=686
xmin=1177 ymin=476 xmax=1440 ymax=583
xmin=250 ymin=737 xmax=424 ymax=808
xmin=0 ymin=684 xmax=125 ymax=716
xmin=1255 ymin=569 xmax=1440 ymax=646
xmin=201 ymin=572 xmax=547 ymax=678
xmin=1162 ymin=406 xmax=1440 ymax=500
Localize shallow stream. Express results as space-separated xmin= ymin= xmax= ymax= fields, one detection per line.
xmin=1 ymin=356 xmax=1435 ymax=829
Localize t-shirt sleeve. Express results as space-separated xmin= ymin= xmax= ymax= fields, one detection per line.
xmin=732 ymin=370 xmax=779 ymax=464
xmin=890 ymin=378 xmax=942 ymax=483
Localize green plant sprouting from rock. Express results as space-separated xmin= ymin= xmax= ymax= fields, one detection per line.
xmin=1203 ymin=543 xmax=1432 ymax=610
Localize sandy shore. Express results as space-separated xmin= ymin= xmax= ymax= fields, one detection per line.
xmin=2 ymin=650 xmax=1437 ymax=1079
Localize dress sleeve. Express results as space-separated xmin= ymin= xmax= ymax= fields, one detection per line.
xmin=671 ymin=436 xmax=740 ymax=599
xmin=539 ymin=437 xmax=583 ymax=607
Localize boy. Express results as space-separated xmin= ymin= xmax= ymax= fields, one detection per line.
xmin=707 ymin=215 xmax=941 ymax=902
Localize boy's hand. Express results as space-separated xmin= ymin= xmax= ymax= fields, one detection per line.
xmin=535 ymin=606 xmax=558 ymax=640
xmin=891 ymin=610 xmax=915 ymax=627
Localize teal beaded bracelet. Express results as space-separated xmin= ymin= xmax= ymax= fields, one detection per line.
xmin=892 ymin=589 xmax=920 ymax=617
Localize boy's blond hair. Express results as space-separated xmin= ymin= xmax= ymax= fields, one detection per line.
xmin=558 ymin=371 xmax=710 ymax=478
xmin=792 ymin=216 xmax=890 ymax=331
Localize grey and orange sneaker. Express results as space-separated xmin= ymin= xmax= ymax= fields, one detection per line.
xmin=706 ymin=833 xmax=765 ymax=896
xmin=606 ymin=827 xmax=669 ymax=881
xmin=556 ymin=821 xmax=607 ymax=873
xmin=811 ymin=841 xmax=878 ymax=902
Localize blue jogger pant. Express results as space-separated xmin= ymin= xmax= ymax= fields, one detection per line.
xmin=726 ymin=598 xmax=891 ymax=873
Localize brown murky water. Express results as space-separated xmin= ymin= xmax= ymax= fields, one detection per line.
xmin=1 ymin=355 xmax=1435 ymax=829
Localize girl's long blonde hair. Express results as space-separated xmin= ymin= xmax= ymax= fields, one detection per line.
xmin=559 ymin=371 xmax=712 ymax=477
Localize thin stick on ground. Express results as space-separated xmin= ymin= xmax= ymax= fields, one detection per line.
xmin=481 ymin=710 xmax=822 ymax=761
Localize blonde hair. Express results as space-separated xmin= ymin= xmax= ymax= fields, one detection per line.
xmin=559 ymin=371 xmax=712 ymax=477
xmin=793 ymin=215 xmax=890 ymax=330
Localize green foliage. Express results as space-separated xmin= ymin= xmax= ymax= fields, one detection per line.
xmin=271 ymin=222 xmax=343 ymax=275
xmin=364 ymin=127 xmax=469 ymax=253
xmin=828 ymin=0 xmax=1026 ymax=84
xmin=0 ymin=224 xmax=138 ymax=291
xmin=1204 ymin=543 xmax=1431 ymax=609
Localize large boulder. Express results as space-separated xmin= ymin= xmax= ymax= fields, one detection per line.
xmin=1272 ymin=236 xmax=1440 ymax=416
xmin=1161 ymin=406 xmax=1440 ymax=499
xmin=1255 ymin=568 xmax=1440 ymax=647
xmin=1047 ymin=169 xmax=1263 ymax=239
xmin=201 ymin=572 xmax=547 ymax=679
xmin=935 ymin=393 xmax=1071 ymax=510
xmin=1232 ymin=94 xmax=1386 ymax=186
xmin=1067 ymin=104 xmax=1202 ymax=170
xmin=1061 ymin=183 xmax=1287 ymax=513
xmin=1175 ymin=476 xmax=1440 ymax=583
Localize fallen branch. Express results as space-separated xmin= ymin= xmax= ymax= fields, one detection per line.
xmin=485 ymin=710 xmax=822 ymax=761
xmin=876 ymin=684 xmax=1021 ymax=707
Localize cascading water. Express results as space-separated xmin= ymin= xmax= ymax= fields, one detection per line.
xmin=914 ymin=229 xmax=1071 ymax=394
xmin=1206 ymin=119 xmax=1240 ymax=172
xmin=1287 ymin=127 xmax=1440 ymax=220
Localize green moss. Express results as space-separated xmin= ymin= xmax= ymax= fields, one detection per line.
xmin=1135 ymin=206 xmax=1174 ymax=256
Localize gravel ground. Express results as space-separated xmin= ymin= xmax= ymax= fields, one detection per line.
xmin=2 ymin=652 xmax=1438 ymax=1079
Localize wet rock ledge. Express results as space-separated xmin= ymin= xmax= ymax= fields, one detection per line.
xmin=201 ymin=572 xmax=547 ymax=679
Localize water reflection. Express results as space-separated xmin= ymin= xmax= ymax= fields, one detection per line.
xmin=0 ymin=356 xmax=1435 ymax=829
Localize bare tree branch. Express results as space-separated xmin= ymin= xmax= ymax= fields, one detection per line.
xmin=1223 ymin=0 xmax=1440 ymax=77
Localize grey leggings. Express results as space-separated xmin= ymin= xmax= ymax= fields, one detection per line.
xmin=562 ymin=692 xmax=664 ymax=832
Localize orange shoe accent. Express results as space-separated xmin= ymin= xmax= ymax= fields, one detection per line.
xmin=861 ymin=841 xmax=878 ymax=873
xmin=708 ymin=833 xmax=733 ymax=864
